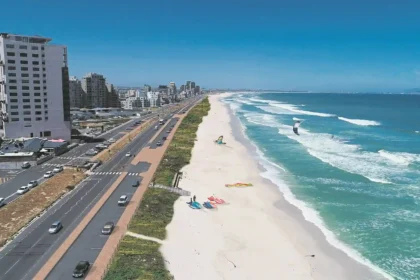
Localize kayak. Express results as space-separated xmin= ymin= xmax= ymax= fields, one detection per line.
xmin=190 ymin=201 xmax=202 ymax=209
xmin=203 ymin=201 xmax=214 ymax=209
xmin=215 ymin=198 xmax=225 ymax=204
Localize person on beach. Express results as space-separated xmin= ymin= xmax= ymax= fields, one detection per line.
xmin=193 ymin=195 xmax=196 ymax=202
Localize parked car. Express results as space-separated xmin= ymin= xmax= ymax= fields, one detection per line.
xmin=44 ymin=171 xmax=54 ymax=178
xmin=101 ymin=222 xmax=115 ymax=235
xmin=132 ymin=180 xmax=139 ymax=187
xmin=86 ymin=149 xmax=98 ymax=156
xmin=156 ymin=141 xmax=162 ymax=146
xmin=53 ymin=166 xmax=64 ymax=173
xmin=125 ymin=152 xmax=131 ymax=157
xmin=21 ymin=162 xmax=31 ymax=169
xmin=27 ymin=180 xmax=38 ymax=188
xmin=118 ymin=195 xmax=129 ymax=206
xmin=16 ymin=186 xmax=30 ymax=195
xmin=0 ymin=198 xmax=5 ymax=208
xmin=108 ymin=138 xmax=116 ymax=143
xmin=48 ymin=221 xmax=63 ymax=234
xmin=162 ymin=136 xmax=167 ymax=141
xmin=72 ymin=260 xmax=90 ymax=278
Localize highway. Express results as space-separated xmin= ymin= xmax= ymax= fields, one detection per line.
xmin=0 ymin=97 xmax=200 ymax=280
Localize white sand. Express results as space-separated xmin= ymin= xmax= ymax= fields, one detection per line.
xmin=160 ymin=95 xmax=383 ymax=280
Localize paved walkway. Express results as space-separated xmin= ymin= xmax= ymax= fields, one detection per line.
xmin=125 ymin=231 xmax=164 ymax=244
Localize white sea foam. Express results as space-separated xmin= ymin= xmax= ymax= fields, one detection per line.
xmin=338 ymin=117 xmax=381 ymax=126
xmin=257 ymin=105 xmax=297 ymax=115
xmin=378 ymin=150 xmax=420 ymax=166
xmin=270 ymin=103 xmax=336 ymax=117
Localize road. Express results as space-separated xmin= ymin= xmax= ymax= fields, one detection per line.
xmin=0 ymin=97 xmax=200 ymax=280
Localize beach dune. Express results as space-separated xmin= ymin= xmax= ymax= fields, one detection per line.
xmin=160 ymin=94 xmax=385 ymax=280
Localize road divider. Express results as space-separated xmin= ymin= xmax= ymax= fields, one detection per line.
xmin=0 ymin=169 xmax=87 ymax=247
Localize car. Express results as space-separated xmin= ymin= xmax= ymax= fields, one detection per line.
xmin=162 ymin=136 xmax=167 ymax=141
xmin=44 ymin=171 xmax=54 ymax=178
xmin=108 ymin=138 xmax=116 ymax=143
xmin=27 ymin=180 xmax=38 ymax=188
xmin=48 ymin=221 xmax=63 ymax=234
xmin=53 ymin=166 xmax=63 ymax=173
xmin=0 ymin=198 xmax=5 ymax=208
xmin=86 ymin=149 xmax=98 ymax=156
xmin=132 ymin=180 xmax=139 ymax=187
xmin=118 ymin=195 xmax=129 ymax=206
xmin=101 ymin=221 xmax=115 ymax=235
xmin=16 ymin=186 xmax=30 ymax=195
xmin=72 ymin=260 xmax=90 ymax=278
xmin=125 ymin=152 xmax=131 ymax=157
xmin=21 ymin=162 xmax=31 ymax=169
xmin=156 ymin=141 xmax=162 ymax=146
xmin=125 ymin=127 xmax=132 ymax=131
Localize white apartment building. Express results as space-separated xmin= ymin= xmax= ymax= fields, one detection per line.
xmin=69 ymin=76 xmax=84 ymax=108
xmin=0 ymin=33 xmax=71 ymax=140
xmin=121 ymin=96 xmax=148 ymax=110
xmin=146 ymin=91 xmax=160 ymax=107
xmin=81 ymin=73 xmax=107 ymax=108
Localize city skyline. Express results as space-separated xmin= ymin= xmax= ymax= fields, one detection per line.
xmin=2 ymin=0 xmax=420 ymax=92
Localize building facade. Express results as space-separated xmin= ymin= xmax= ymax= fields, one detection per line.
xmin=106 ymin=83 xmax=119 ymax=108
xmin=69 ymin=76 xmax=84 ymax=108
xmin=81 ymin=73 xmax=107 ymax=108
xmin=0 ymin=33 xmax=71 ymax=140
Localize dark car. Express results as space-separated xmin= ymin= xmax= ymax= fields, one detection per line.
xmin=162 ymin=136 xmax=167 ymax=141
xmin=132 ymin=180 xmax=139 ymax=187
xmin=101 ymin=221 xmax=115 ymax=235
xmin=72 ymin=260 xmax=90 ymax=278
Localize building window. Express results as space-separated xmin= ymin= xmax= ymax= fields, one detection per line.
xmin=43 ymin=74 xmax=46 ymax=78
xmin=6 ymin=52 xmax=15 ymax=56
xmin=44 ymin=92 xmax=47 ymax=96
xmin=9 ymin=73 xmax=16 ymax=77
xmin=34 ymin=80 xmax=40 ymax=84
xmin=22 ymin=92 xmax=30 ymax=96
xmin=34 ymin=86 xmax=40 ymax=90
xmin=23 ymin=99 xmax=30 ymax=103
xmin=11 ymin=118 xmax=19 ymax=122
xmin=22 ymin=86 xmax=30 ymax=90
xmin=19 ymin=45 xmax=27 ymax=50
xmin=44 ymin=110 xmax=48 ymax=114
xmin=34 ymin=92 xmax=41 ymax=96
xmin=9 ymin=86 xmax=17 ymax=90
xmin=35 ymin=111 xmax=42 ymax=115
xmin=44 ymin=131 xmax=51 ymax=136
xmin=33 ymin=74 xmax=40 ymax=78
xmin=10 ymin=99 xmax=18 ymax=103
xmin=35 ymin=105 xmax=41 ymax=109
xmin=32 ymin=61 xmax=39 ymax=65
xmin=21 ymin=73 xmax=29 ymax=77
xmin=43 ymin=86 xmax=47 ymax=90
xmin=7 ymin=60 xmax=15 ymax=64
xmin=45 ymin=117 xmax=49 ymax=121
xmin=21 ymin=67 xmax=28 ymax=71
xmin=10 ymin=105 xmax=18 ymax=109
xmin=32 ymin=54 xmax=39 ymax=58
xmin=23 ymin=105 xmax=31 ymax=109
xmin=32 ymin=46 xmax=39 ymax=50
xmin=23 ymin=111 xmax=31 ymax=115
xmin=24 ymin=118 xmax=31 ymax=121
xmin=11 ymin=112 xmax=18 ymax=115
xmin=19 ymin=53 xmax=28 ymax=57
xmin=22 ymin=80 xmax=29 ymax=84
xmin=8 ymin=66 xmax=16 ymax=70
xmin=42 ymin=61 xmax=45 ymax=65
xmin=44 ymin=98 xmax=48 ymax=102
xmin=21 ymin=60 xmax=28 ymax=64
xmin=33 ymin=67 xmax=39 ymax=71
xmin=6 ymin=44 xmax=15 ymax=49
xmin=41 ymin=46 xmax=44 ymax=50
xmin=44 ymin=104 xmax=48 ymax=108
xmin=42 ymin=68 xmax=46 ymax=71
xmin=9 ymin=79 xmax=17 ymax=83
xmin=36 ymin=117 xmax=42 ymax=121
xmin=43 ymin=80 xmax=46 ymax=83
xmin=9 ymin=92 xmax=17 ymax=96
xmin=35 ymin=99 xmax=41 ymax=102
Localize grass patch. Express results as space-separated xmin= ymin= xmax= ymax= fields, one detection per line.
xmin=93 ymin=119 xmax=154 ymax=163
xmin=104 ymin=236 xmax=173 ymax=280
xmin=0 ymin=169 xmax=86 ymax=247
xmin=103 ymin=97 xmax=210 ymax=279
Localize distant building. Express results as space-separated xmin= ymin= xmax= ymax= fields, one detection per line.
xmin=0 ymin=33 xmax=71 ymax=140
xmin=144 ymin=84 xmax=151 ymax=94
xmin=180 ymin=84 xmax=185 ymax=92
xmin=147 ymin=92 xmax=160 ymax=107
xmin=81 ymin=73 xmax=107 ymax=108
xmin=194 ymin=85 xmax=201 ymax=94
xmin=168 ymin=82 xmax=177 ymax=96
xmin=185 ymin=81 xmax=191 ymax=91
xmin=69 ymin=76 xmax=84 ymax=108
xmin=106 ymin=83 xmax=119 ymax=108
xmin=190 ymin=81 xmax=196 ymax=91
xmin=121 ymin=96 xmax=148 ymax=110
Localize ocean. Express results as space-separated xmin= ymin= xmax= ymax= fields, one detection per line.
xmin=223 ymin=92 xmax=420 ymax=280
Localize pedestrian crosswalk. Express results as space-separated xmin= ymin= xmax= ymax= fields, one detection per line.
xmin=57 ymin=156 xmax=78 ymax=160
xmin=42 ymin=163 xmax=60 ymax=167
xmin=92 ymin=171 xmax=141 ymax=176
xmin=0 ymin=177 xmax=13 ymax=184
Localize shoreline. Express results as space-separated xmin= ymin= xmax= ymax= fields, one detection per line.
xmin=161 ymin=94 xmax=387 ymax=280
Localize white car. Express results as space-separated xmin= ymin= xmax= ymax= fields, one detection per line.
xmin=16 ymin=186 xmax=30 ymax=195
xmin=118 ymin=195 xmax=129 ymax=206
xmin=0 ymin=198 xmax=5 ymax=208
xmin=27 ymin=180 xmax=38 ymax=188
xmin=108 ymin=138 xmax=116 ymax=143
xmin=125 ymin=152 xmax=131 ymax=157
xmin=53 ymin=166 xmax=63 ymax=173
xmin=44 ymin=171 xmax=54 ymax=178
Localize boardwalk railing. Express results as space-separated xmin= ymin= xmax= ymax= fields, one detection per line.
xmin=149 ymin=183 xmax=191 ymax=196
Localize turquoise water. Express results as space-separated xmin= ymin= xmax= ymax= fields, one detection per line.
xmin=224 ymin=93 xmax=420 ymax=280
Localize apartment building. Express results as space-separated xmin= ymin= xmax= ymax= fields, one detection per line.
xmin=0 ymin=33 xmax=71 ymax=140
xmin=69 ymin=76 xmax=84 ymax=108
xmin=81 ymin=72 xmax=107 ymax=108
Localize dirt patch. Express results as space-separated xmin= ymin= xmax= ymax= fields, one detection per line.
xmin=0 ymin=169 xmax=86 ymax=247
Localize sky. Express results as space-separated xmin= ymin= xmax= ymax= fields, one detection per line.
xmin=2 ymin=0 xmax=420 ymax=92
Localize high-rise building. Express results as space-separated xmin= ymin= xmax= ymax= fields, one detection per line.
xmin=194 ymin=85 xmax=201 ymax=94
xmin=168 ymin=82 xmax=177 ymax=96
xmin=180 ymin=84 xmax=185 ymax=92
xmin=144 ymin=84 xmax=152 ymax=94
xmin=190 ymin=81 xmax=196 ymax=90
xmin=69 ymin=76 xmax=84 ymax=108
xmin=0 ymin=33 xmax=71 ymax=140
xmin=106 ymin=83 xmax=119 ymax=108
xmin=185 ymin=81 xmax=191 ymax=90
xmin=81 ymin=73 xmax=107 ymax=108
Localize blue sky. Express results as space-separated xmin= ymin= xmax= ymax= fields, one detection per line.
xmin=2 ymin=0 xmax=420 ymax=91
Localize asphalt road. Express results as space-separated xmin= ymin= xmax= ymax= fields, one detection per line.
xmin=0 ymin=100 xmax=197 ymax=280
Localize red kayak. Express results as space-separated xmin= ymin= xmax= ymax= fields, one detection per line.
xmin=208 ymin=196 xmax=225 ymax=204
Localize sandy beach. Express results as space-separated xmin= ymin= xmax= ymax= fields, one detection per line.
xmin=161 ymin=94 xmax=385 ymax=280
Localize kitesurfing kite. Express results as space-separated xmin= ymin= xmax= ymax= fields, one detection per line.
xmin=293 ymin=118 xmax=303 ymax=136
